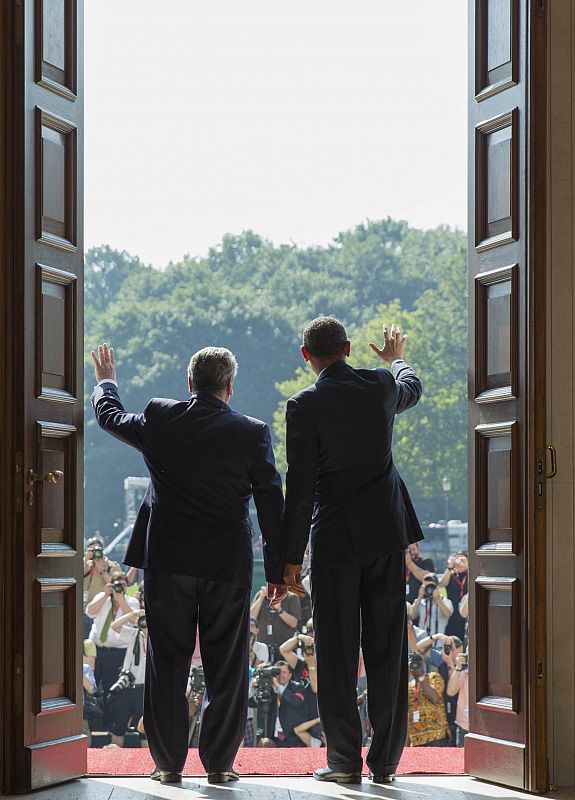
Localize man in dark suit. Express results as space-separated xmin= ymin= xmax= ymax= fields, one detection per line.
xmin=275 ymin=316 xmax=423 ymax=784
xmin=91 ymin=343 xmax=285 ymax=784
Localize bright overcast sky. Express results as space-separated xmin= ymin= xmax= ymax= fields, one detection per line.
xmin=84 ymin=1 xmax=467 ymax=268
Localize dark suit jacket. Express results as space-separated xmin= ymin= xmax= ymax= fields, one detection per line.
xmin=91 ymin=382 xmax=284 ymax=586
xmin=282 ymin=359 xmax=424 ymax=566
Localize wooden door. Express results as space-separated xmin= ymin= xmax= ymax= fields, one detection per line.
xmin=467 ymin=0 xmax=547 ymax=791
xmin=1 ymin=0 xmax=85 ymax=793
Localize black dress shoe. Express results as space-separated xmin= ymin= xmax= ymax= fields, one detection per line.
xmin=369 ymin=771 xmax=396 ymax=784
xmin=150 ymin=768 xmax=182 ymax=783
xmin=207 ymin=769 xmax=240 ymax=784
xmin=313 ymin=767 xmax=362 ymax=784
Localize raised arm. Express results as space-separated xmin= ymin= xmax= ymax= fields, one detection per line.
xmin=90 ymin=343 xmax=148 ymax=451
xmin=368 ymin=323 xmax=422 ymax=413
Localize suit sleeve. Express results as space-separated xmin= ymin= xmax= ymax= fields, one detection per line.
xmin=250 ymin=424 xmax=285 ymax=585
xmin=282 ymin=398 xmax=319 ymax=566
xmin=390 ymin=359 xmax=423 ymax=414
xmin=90 ymin=381 xmax=149 ymax=451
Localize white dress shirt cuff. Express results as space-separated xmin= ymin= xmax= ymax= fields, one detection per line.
xmin=96 ymin=378 xmax=118 ymax=388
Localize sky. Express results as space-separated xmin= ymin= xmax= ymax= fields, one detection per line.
xmin=84 ymin=1 xmax=467 ymax=268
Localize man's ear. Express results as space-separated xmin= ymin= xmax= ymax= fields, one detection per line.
xmin=188 ymin=375 xmax=193 ymax=393
xmin=343 ymin=340 xmax=351 ymax=357
xmin=301 ymin=345 xmax=311 ymax=362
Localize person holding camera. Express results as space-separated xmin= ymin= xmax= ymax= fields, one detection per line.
xmin=270 ymin=661 xmax=314 ymax=747
xmin=410 ymin=573 xmax=453 ymax=637
xmin=405 ymin=543 xmax=435 ymax=604
xmin=446 ymin=650 xmax=469 ymax=746
xmin=407 ymin=652 xmax=449 ymax=747
xmin=83 ymin=537 xmax=120 ymax=602
xmin=429 ymin=633 xmax=464 ymax=742
xmin=86 ymin=570 xmax=140 ymax=697
xmin=440 ymin=552 xmax=469 ymax=641
xmin=83 ymin=536 xmax=121 ymax=637
xmin=105 ymin=604 xmax=148 ymax=747
xmin=250 ymin=586 xmax=301 ymax=663
xmin=278 ymin=628 xmax=316 ymax=683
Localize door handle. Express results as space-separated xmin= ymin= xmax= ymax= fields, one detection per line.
xmin=27 ymin=469 xmax=64 ymax=486
xmin=546 ymin=445 xmax=557 ymax=479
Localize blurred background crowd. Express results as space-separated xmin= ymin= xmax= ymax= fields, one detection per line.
xmin=82 ymin=534 xmax=469 ymax=751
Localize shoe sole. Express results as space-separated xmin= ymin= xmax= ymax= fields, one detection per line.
xmin=150 ymin=773 xmax=182 ymax=783
xmin=207 ymin=774 xmax=239 ymax=784
xmin=314 ymin=774 xmax=362 ymax=784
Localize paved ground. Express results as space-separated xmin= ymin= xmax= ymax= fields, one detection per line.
xmin=4 ymin=776 xmax=575 ymax=800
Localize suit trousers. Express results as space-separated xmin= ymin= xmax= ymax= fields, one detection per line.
xmin=311 ymin=550 xmax=407 ymax=774
xmin=143 ymin=568 xmax=251 ymax=774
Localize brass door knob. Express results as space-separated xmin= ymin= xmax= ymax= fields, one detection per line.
xmin=27 ymin=469 xmax=64 ymax=486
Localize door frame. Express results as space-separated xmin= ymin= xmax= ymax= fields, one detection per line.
xmin=0 ymin=0 xmax=550 ymax=794
xmin=1 ymin=0 xmax=20 ymax=791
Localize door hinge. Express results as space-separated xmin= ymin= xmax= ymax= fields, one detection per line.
xmin=536 ymin=656 xmax=544 ymax=686
xmin=14 ymin=451 xmax=24 ymax=513
xmin=537 ymin=0 xmax=544 ymax=11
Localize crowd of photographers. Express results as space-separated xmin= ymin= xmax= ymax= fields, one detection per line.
xmin=82 ymin=535 xmax=469 ymax=750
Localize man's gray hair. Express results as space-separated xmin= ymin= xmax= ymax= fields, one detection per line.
xmin=188 ymin=347 xmax=238 ymax=393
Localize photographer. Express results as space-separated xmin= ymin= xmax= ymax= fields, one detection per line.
xmin=86 ymin=570 xmax=140 ymax=696
xmin=105 ymin=603 xmax=148 ymax=747
xmin=278 ymin=630 xmax=320 ymax=743
xmin=430 ymin=634 xmax=464 ymax=743
xmin=83 ymin=536 xmax=120 ymax=604
xmin=250 ymin=586 xmax=301 ymax=662
xmin=249 ymin=617 xmax=269 ymax=668
xmin=407 ymin=652 xmax=449 ymax=747
xmin=410 ymin=573 xmax=453 ymax=637
xmin=446 ymin=650 xmax=469 ymax=746
xmin=405 ymin=543 xmax=435 ymax=604
xmin=83 ymin=536 xmax=121 ymax=637
xmin=278 ymin=625 xmax=316 ymax=684
xmin=252 ymin=661 xmax=310 ymax=747
xmin=440 ymin=552 xmax=469 ymax=640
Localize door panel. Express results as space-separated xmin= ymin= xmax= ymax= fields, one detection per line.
xmin=467 ymin=0 xmax=547 ymax=791
xmin=3 ymin=0 xmax=85 ymax=792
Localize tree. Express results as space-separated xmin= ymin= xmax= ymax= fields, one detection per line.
xmin=83 ymin=222 xmax=467 ymax=539
xmin=272 ymin=245 xmax=468 ymax=525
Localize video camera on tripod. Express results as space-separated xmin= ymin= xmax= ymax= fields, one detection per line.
xmin=253 ymin=664 xmax=281 ymax=703
xmin=252 ymin=663 xmax=281 ymax=745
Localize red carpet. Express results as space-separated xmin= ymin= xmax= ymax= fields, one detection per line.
xmin=88 ymin=747 xmax=464 ymax=776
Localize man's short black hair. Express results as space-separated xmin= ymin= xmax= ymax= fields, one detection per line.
xmin=274 ymin=659 xmax=293 ymax=673
xmin=302 ymin=316 xmax=348 ymax=358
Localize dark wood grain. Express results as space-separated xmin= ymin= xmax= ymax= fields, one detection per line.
xmin=468 ymin=0 xmax=548 ymax=791
xmin=1 ymin=0 xmax=85 ymax=792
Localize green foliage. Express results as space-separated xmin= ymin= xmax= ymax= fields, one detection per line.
xmin=84 ymin=219 xmax=467 ymax=540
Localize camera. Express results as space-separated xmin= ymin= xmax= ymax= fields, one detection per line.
xmin=460 ymin=653 xmax=468 ymax=666
xmin=112 ymin=581 xmax=125 ymax=593
xmin=109 ymin=668 xmax=135 ymax=695
xmin=92 ymin=546 xmax=103 ymax=559
xmin=408 ymin=653 xmax=424 ymax=672
xmin=424 ymin=580 xmax=437 ymax=598
xmin=189 ymin=666 xmax=205 ymax=694
xmin=297 ymin=634 xmax=315 ymax=656
xmin=443 ymin=642 xmax=452 ymax=655
xmin=137 ymin=615 xmax=147 ymax=630
xmin=253 ymin=664 xmax=281 ymax=703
